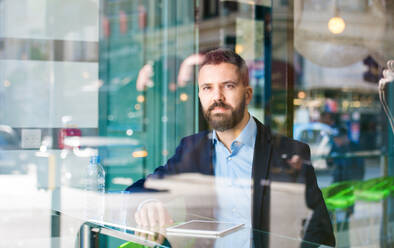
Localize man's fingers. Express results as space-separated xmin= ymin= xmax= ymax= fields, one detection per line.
xmin=134 ymin=212 xmax=141 ymax=226
xmin=139 ymin=206 xmax=149 ymax=226
xmin=166 ymin=213 xmax=174 ymax=225
xmin=147 ymin=234 xmax=154 ymax=241
xmin=157 ymin=233 xmax=165 ymax=244
xmin=147 ymin=230 xmax=165 ymax=244
xmin=156 ymin=202 xmax=174 ymax=227
xmin=134 ymin=200 xmax=173 ymax=229
xmin=147 ymin=203 xmax=158 ymax=227
xmin=156 ymin=203 xmax=166 ymax=227
xmin=287 ymin=155 xmax=302 ymax=170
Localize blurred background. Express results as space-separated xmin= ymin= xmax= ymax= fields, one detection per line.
xmin=0 ymin=0 xmax=393 ymax=247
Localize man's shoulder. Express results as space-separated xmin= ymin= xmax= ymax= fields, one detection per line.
xmin=254 ymin=117 xmax=309 ymax=151
xmin=272 ymin=132 xmax=309 ymax=149
xmin=179 ymin=130 xmax=212 ymax=147
xmin=254 ymin=119 xmax=310 ymax=159
xmin=270 ymin=132 xmax=310 ymax=160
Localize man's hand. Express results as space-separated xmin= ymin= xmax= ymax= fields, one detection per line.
xmin=134 ymin=200 xmax=174 ymax=228
xmin=287 ymin=155 xmax=303 ymax=171
xmin=134 ymin=228 xmax=167 ymax=245
xmin=134 ymin=200 xmax=173 ymax=245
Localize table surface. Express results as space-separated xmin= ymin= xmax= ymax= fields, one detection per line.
xmin=52 ymin=181 xmax=329 ymax=248
xmin=1 ymin=174 xmax=331 ymax=248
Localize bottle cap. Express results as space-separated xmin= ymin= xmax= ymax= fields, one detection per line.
xmin=90 ymin=155 xmax=100 ymax=164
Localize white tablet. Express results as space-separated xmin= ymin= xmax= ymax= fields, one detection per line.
xmin=166 ymin=220 xmax=244 ymax=238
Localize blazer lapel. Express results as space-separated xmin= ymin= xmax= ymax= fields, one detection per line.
xmin=252 ymin=118 xmax=273 ymax=230
xmin=198 ymin=132 xmax=215 ymax=175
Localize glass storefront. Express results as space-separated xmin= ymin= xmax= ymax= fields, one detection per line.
xmin=0 ymin=0 xmax=393 ymax=247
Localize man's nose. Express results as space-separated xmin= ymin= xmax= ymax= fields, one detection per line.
xmin=212 ymin=87 xmax=225 ymax=102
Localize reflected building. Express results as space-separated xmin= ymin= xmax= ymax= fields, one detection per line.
xmin=0 ymin=0 xmax=393 ymax=247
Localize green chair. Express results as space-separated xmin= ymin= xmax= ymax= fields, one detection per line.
xmin=322 ymin=181 xmax=356 ymax=211
xmin=354 ymin=176 xmax=394 ymax=202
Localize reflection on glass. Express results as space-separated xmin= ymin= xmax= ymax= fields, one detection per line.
xmin=1 ymin=0 xmax=393 ymax=247
xmin=124 ymin=48 xmax=335 ymax=248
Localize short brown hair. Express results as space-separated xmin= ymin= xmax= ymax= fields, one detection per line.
xmin=200 ymin=48 xmax=249 ymax=86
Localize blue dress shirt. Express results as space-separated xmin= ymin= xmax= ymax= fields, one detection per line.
xmin=212 ymin=114 xmax=257 ymax=228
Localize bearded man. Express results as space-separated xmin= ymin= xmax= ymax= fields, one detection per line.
xmin=126 ymin=48 xmax=335 ymax=247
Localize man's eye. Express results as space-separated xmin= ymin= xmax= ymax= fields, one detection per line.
xmin=202 ymin=86 xmax=211 ymax=90
xmin=225 ymin=84 xmax=235 ymax=89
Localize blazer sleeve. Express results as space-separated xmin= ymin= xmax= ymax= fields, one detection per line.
xmin=125 ymin=132 xmax=211 ymax=192
xmin=302 ymin=144 xmax=336 ymax=247
xmin=125 ymin=137 xmax=189 ymax=192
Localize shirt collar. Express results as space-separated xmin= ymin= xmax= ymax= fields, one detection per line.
xmin=212 ymin=114 xmax=257 ymax=148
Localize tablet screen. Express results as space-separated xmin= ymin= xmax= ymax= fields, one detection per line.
xmin=166 ymin=220 xmax=244 ymax=237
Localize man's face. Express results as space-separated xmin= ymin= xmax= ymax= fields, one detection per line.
xmin=198 ymin=63 xmax=252 ymax=131
xmin=334 ymin=135 xmax=349 ymax=147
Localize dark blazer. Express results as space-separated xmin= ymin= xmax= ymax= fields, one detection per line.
xmin=126 ymin=118 xmax=335 ymax=247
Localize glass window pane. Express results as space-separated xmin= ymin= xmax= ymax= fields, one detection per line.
xmin=1 ymin=0 xmax=393 ymax=247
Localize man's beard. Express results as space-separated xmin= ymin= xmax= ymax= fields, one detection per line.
xmin=203 ymin=97 xmax=246 ymax=132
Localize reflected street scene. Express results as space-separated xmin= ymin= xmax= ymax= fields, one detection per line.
xmin=1 ymin=0 xmax=393 ymax=248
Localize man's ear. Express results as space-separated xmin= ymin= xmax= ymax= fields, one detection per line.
xmin=245 ymin=86 xmax=253 ymax=104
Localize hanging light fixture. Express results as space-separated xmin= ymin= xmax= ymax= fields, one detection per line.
xmin=294 ymin=0 xmax=386 ymax=67
xmin=328 ymin=17 xmax=345 ymax=34
xmin=328 ymin=0 xmax=346 ymax=34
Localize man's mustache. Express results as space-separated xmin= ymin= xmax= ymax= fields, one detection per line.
xmin=208 ymin=101 xmax=232 ymax=112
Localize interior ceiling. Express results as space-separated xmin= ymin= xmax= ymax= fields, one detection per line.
xmin=294 ymin=0 xmax=394 ymax=68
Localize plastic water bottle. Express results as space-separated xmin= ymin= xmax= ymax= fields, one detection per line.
xmin=84 ymin=154 xmax=106 ymax=222
xmin=85 ymin=155 xmax=105 ymax=193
